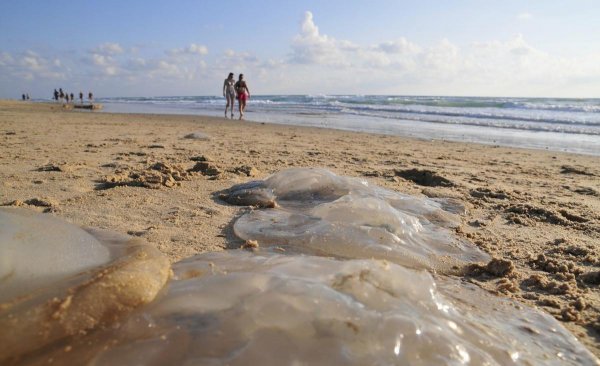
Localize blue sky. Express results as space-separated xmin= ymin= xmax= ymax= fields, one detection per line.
xmin=1 ymin=1 xmax=599 ymax=98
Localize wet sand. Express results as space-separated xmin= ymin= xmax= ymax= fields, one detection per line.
xmin=1 ymin=100 xmax=599 ymax=356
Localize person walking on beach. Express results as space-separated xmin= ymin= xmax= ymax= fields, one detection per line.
xmin=88 ymin=92 xmax=93 ymax=103
xmin=70 ymin=93 xmax=74 ymax=103
xmin=53 ymin=89 xmax=59 ymax=102
xmin=234 ymin=74 xmax=250 ymax=120
xmin=59 ymin=88 xmax=64 ymax=102
xmin=223 ymin=72 xmax=236 ymax=118
xmin=79 ymin=91 xmax=83 ymax=104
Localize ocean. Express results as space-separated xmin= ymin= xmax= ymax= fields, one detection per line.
xmin=98 ymin=95 xmax=600 ymax=156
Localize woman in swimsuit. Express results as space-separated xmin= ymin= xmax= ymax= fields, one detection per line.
xmin=223 ymin=72 xmax=236 ymax=118
xmin=234 ymin=74 xmax=250 ymax=120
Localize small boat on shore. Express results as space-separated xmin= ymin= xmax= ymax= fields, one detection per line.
xmin=73 ymin=103 xmax=102 ymax=110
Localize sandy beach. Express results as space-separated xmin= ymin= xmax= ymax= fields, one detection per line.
xmin=1 ymin=100 xmax=599 ymax=357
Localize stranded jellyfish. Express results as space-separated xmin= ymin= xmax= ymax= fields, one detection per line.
xmin=13 ymin=251 xmax=597 ymax=365
xmin=222 ymin=168 xmax=489 ymax=273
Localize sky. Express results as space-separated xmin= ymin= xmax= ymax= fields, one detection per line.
xmin=1 ymin=0 xmax=600 ymax=98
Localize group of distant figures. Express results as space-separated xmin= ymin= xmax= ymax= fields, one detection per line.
xmin=53 ymin=88 xmax=93 ymax=104
xmin=21 ymin=94 xmax=30 ymax=101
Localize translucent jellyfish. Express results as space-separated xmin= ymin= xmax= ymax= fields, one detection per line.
xmin=223 ymin=168 xmax=489 ymax=273
xmin=19 ymin=251 xmax=597 ymax=365
xmin=0 ymin=208 xmax=170 ymax=363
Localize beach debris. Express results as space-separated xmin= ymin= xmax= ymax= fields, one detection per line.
xmin=22 ymin=197 xmax=58 ymax=208
xmin=190 ymin=154 xmax=213 ymax=162
xmin=188 ymin=161 xmax=222 ymax=176
xmin=0 ymin=208 xmax=170 ymax=362
xmin=394 ymin=168 xmax=454 ymax=187
xmin=469 ymin=187 xmax=510 ymax=200
xmin=183 ymin=131 xmax=211 ymax=140
xmin=467 ymin=257 xmax=515 ymax=277
xmin=16 ymin=250 xmax=597 ymax=365
xmin=560 ymin=165 xmax=595 ymax=176
xmin=241 ymin=239 xmax=259 ymax=250
xmin=36 ymin=162 xmax=73 ymax=172
xmin=572 ymin=186 xmax=599 ymax=196
xmin=231 ymin=165 xmax=260 ymax=177
xmin=225 ymin=168 xmax=487 ymax=273
xmin=98 ymin=162 xmax=192 ymax=189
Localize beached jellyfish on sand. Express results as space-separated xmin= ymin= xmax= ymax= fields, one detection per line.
xmin=20 ymin=251 xmax=597 ymax=365
xmin=1 ymin=208 xmax=597 ymax=365
xmin=0 ymin=208 xmax=170 ymax=363
xmin=222 ymin=168 xmax=489 ymax=273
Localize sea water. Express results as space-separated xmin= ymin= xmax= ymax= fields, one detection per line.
xmin=98 ymin=95 xmax=600 ymax=155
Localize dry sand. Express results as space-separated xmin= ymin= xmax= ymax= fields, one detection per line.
xmin=1 ymin=100 xmax=599 ymax=356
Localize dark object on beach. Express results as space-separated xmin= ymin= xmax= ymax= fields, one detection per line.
xmin=188 ymin=161 xmax=222 ymax=176
xmin=70 ymin=93 xmax=74 ymax=102
xmin=394 ymin=168 xmax=454 ymax=187
xmin=53 ymin=89 xmax=59 ymax=101
xmin=79 ymin=91 xmax=83 ymax=103
xmin=560 ymin=165 xmax=595 ymax=176
xmin=220 ymin=180 xmax=276 ymax=208
xmin=74 ymin=104 xmax=102 ymax=110
xmin=89 ymin=91 xmax=93 ymax=102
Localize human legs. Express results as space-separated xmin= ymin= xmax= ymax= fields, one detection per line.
xmin=238 ymin=93 xmax=247 ymax=119
xmin=225 ymin=93 xmax=234 ymax=117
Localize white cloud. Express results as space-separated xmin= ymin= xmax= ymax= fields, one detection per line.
xmin=517 ymin=12 xmax=532 ymax=20
xmin=168 ymin=43 xmax=208 ymax=56
xmin=290 ymin=11 xmax=353 ymax=66
xmin=0 ymin=51 xmax=14 ymax=66
xmin=11 ymin=50 xmax=66 ymax=80
xmin=94 ymin=42 xmax=124 ymax=55
xmin=375 ymin=38 xmax=420 ymax=54
xmin=3 ymin=11 xmax=600 ymax=98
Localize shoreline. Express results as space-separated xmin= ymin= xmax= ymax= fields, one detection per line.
xmin=99 ymin=98 xmax=600 ymax=157
xmin=1 ymin=100 xmax=599 ymax=356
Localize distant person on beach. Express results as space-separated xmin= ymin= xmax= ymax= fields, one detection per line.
xmin=59 ymin=88 xmax=64 ymax=102
xmin=22 ymin=94 xmax=26 ymax=101
xmin=53 ymin=89 xmax=59 ymax=102
xmin=65 ymin=94 xmax=70 ymax=103
xmin=79 ymin=91 xmax=83 ymax=104
xmin=223 ymin=72 xmax=236 ymax=118
xmin=70 ymin=93 xmax=74 ymax=103
xmin=234 ymin=74 xmax=250 ymax=119
xmin=88 ymin=92 xmax=93 ymax=103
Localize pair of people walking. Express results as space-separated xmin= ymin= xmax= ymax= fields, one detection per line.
xmin=223 ymin=73 xmax=250 ymax=119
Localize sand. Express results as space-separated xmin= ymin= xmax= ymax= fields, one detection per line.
xmin=1 ymin=100 xmax=599 ymax=356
